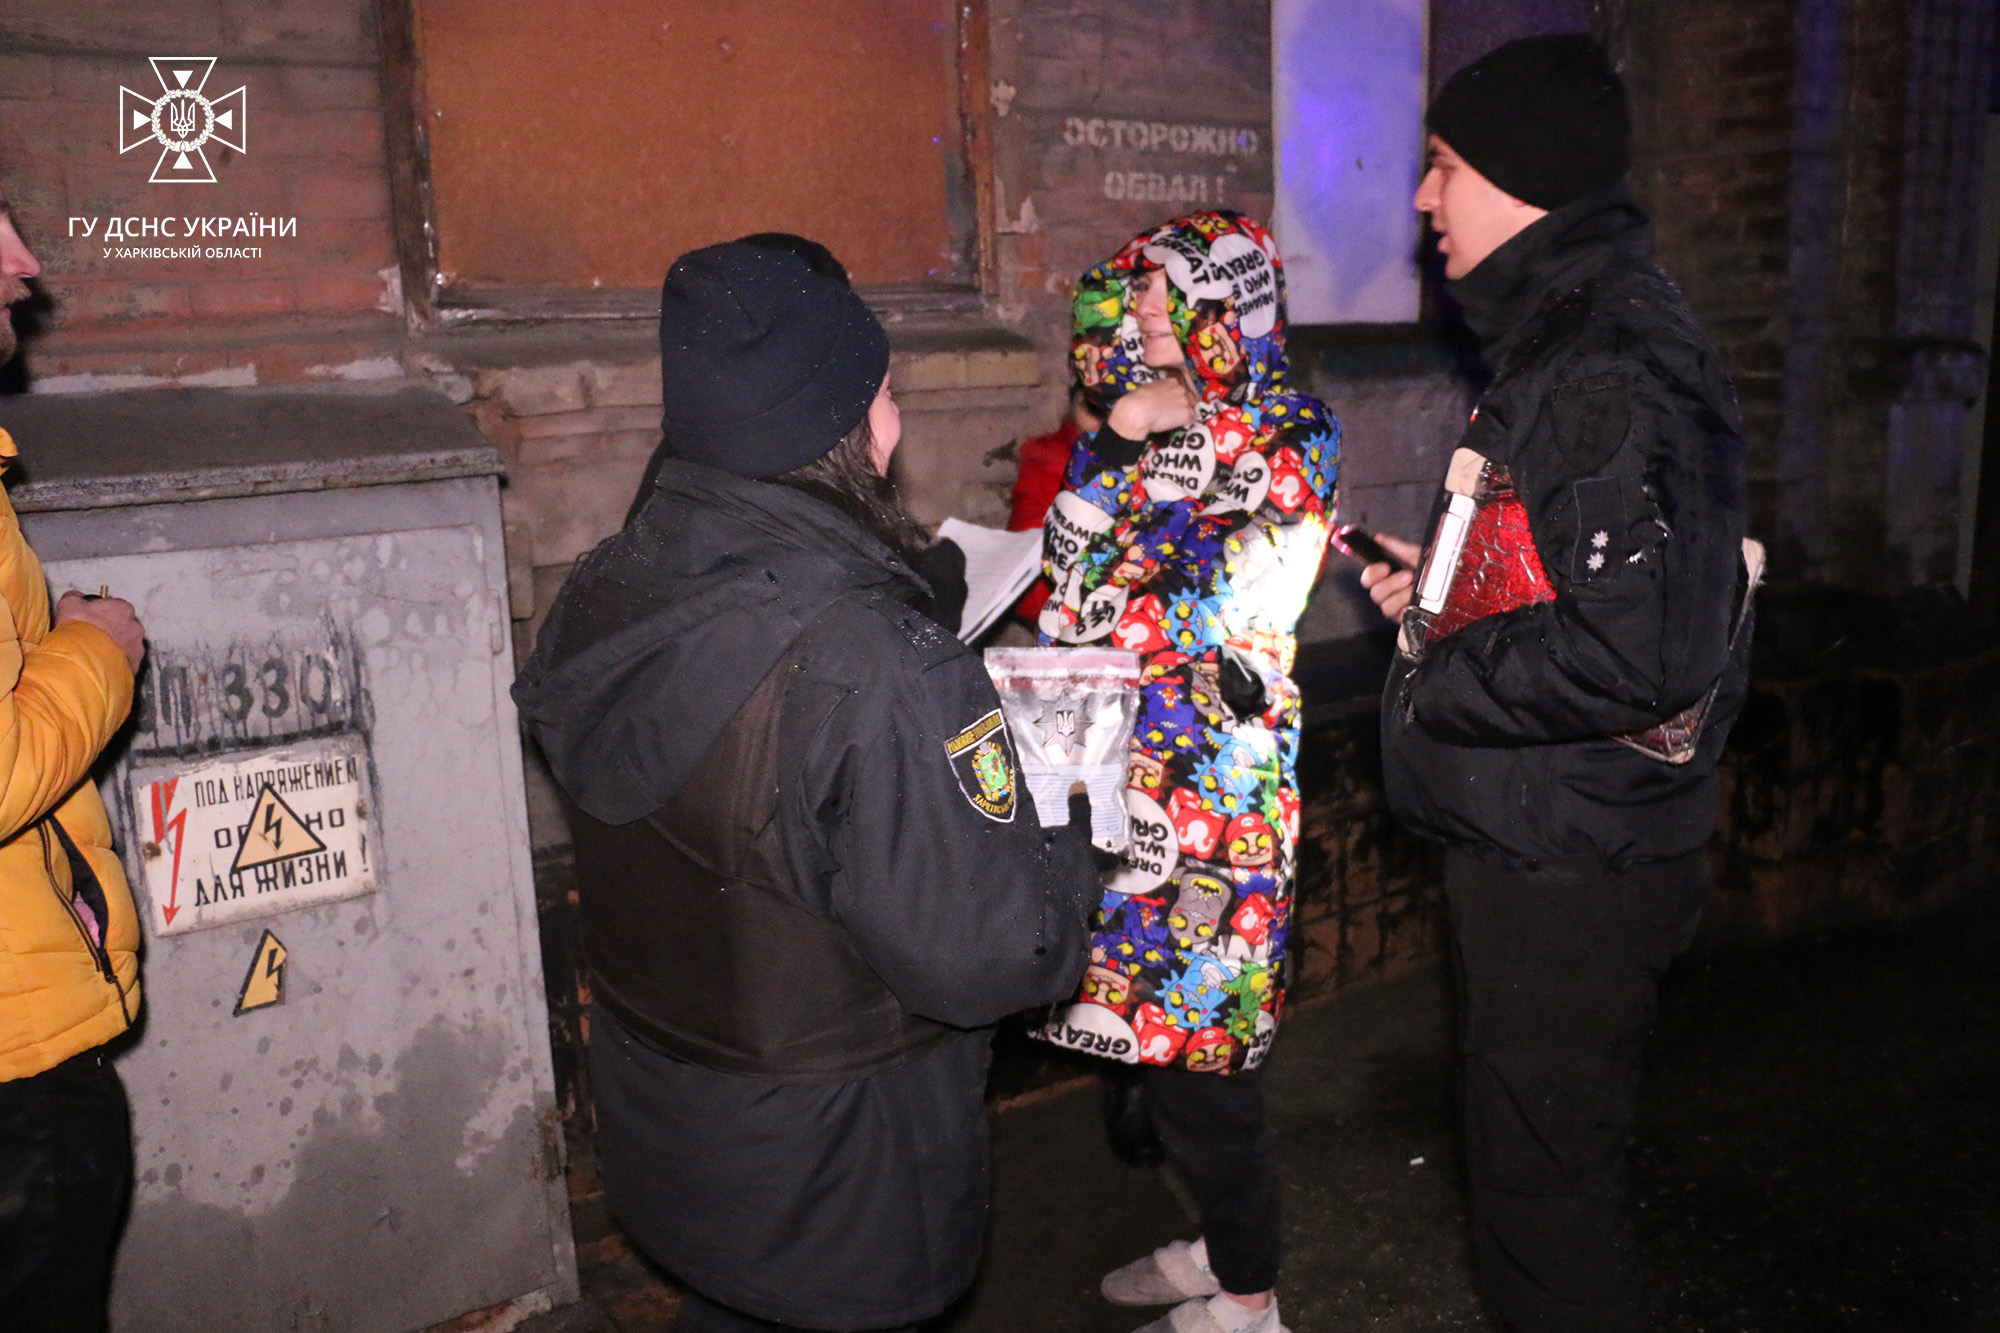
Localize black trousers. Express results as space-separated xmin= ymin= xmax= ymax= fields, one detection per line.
xmin=0 ymin=1047 xmax=132 ymax=1333
xmin=1142 ymin=1063 xmax=1282 ymax=1295
xmin=675 ymin=1288 xmax=924 ymax=1332
xmin=1445 ymin=847 xmax=1706 ymax=1333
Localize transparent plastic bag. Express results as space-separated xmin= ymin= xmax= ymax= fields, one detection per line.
xmin=983 ymin=646 xmax=1144 ymax=851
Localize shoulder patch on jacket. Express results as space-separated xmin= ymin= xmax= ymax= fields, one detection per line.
xmin=1550 ymin=373 xmax=1631 ymax=476
xmin=944 ymin=709 xmax=1018 ymax=822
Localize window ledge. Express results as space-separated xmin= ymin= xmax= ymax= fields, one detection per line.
xmin=884 ymin=310 xmax=1040 ymax=392
xmin=411 ymin=304 xmax=1041 ymax=393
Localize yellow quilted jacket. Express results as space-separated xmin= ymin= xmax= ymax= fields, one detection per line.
xmin=0 ymin=427 xmax=141 ymax=1082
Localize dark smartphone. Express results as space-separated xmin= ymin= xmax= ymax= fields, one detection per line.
xmin=1330 ymin=523 xmax=1407 ymax=571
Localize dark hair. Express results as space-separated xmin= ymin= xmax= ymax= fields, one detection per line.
xmin=771 ymin=414 xmax=931 ymax=564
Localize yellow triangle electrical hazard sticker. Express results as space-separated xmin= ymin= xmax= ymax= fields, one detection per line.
xmin=234 ymin=930 xmax=288 ymax=1014
xmin=230 ymin=784 xmax=327 ymax=874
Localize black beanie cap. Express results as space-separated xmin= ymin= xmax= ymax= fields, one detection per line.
xmin=1425 ymin=34 xmax=1630 ymax=211
xmin=658 ymin=240 xmax=890 ymax=479
xmin=735 ymin=232 xmax=852 ymax=285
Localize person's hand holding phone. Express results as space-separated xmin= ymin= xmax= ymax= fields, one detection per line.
xmin=1356 ymin=533 xmax=1423 ymax=625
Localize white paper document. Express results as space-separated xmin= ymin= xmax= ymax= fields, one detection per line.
xmin=936 ymin=518 xmax=1046 ymax=642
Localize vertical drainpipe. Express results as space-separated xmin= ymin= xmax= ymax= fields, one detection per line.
xmin=1776 ymin=0 xmax=1848 ymax=585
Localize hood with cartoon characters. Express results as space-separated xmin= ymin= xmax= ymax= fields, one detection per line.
xmin=1071 ymin=211 xmax=1292 ymax=410
xmin=1035 ymin=212 xmax=1342 ymax=1077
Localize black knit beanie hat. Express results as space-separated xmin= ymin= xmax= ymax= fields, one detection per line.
xmin=658 ymin=240 xmax=889 ymax=479
xmin=1425 ymin=35 xmax=1629 ymax=210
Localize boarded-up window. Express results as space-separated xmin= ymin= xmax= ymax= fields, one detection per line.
xmin=412 ymin=0 xmax=967 ymax=298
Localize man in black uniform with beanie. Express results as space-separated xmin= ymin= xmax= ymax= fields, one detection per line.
xmin=1361 ymin=37 xmax=1756 ymax=1333
xmin=516 ymin=240 xmax=1098 ymax=1332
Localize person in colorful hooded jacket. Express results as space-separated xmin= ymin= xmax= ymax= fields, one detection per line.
xmin=1035 ymin=211 xmax=1339 ymax=1333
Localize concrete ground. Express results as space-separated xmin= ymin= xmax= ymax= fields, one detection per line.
xmin=514 ymin=890 xmax=2000 ymax=1333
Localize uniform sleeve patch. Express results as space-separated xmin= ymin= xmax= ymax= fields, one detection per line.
xmin=1571 ymin=475 xmax=1629 ymax=582
xmin=945 ymin=709 xmax=1018 ymax=822
xmin=1550 ymin=373 xmax=1631 ymax=476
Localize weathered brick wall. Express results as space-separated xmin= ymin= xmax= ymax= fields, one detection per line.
xmin=1629 ymin=0 xmax=1993 ymax=591
xmin=1712 ymin=656 xmax=1992 ymax=944
xmin=1291 ymin=357 xmax=1477 ymax=641
xmin=1291 ymin=705 xmax=1446 ymax=997
xmin=450 ymin=349 xmax=664 ymax=578
xmin=0 ymin=0 xmax=402 ymax=388
xmin=1428 ymin=0 xmax=1592 ymax=89
xmin=1628 ymin=0 xmax=1795 ymax=542
xmin=985 ymin=0 xmax=1275 ymax=417
xmin=1706 ymin=597 xmax=2000 ymax=943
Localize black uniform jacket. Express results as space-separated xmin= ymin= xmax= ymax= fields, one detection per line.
xmin=1383 ymin=189 xmax=1753 ymax=872
xmin=514 ymin=457 xmax=1095 ymax=1327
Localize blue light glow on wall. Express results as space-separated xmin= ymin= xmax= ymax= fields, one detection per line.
xmin=1273 ymin=0 xmax=1428 ymax=324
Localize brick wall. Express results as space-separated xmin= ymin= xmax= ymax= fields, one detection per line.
xmin=1428 ymin=0 xmax=1593 ymax=88
xmin=1630 ymin=0 xmax=1994 ymax=591
xmin=985 ymin=0 xmax=1275 ymax=418
xmin=1291 ymin=706 xmax=1446 ymax=996
xmin=1706 ymin=594 xmax=2000 ymax=943
xmin=0 ymin=1 xmax=403 ymax=388
xmin=1629 ymin=0 xmax=1795 ymax=543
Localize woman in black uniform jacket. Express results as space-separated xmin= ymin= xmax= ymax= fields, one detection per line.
xmin=515 ymin=240 xmax=1100 ymax=1333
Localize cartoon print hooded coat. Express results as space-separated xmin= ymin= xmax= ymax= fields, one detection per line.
xmin=1035 ymin=212 xmax=1339 ymax=1074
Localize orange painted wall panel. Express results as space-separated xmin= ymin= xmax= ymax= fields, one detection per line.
xmin=415 ymin=0 xmax=961 ymax=291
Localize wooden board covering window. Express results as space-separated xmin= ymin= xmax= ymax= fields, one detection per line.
xmin=413 ymin=0 xmax=963 ymax=294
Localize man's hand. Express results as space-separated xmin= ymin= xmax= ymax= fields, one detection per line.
xmin=55 ymin=591 xmax=145 ymax=674
xmin=1358 ymin=534 xmax=1424 ymax=625
xmin=1106 ymin=375 xmax=1198 ymax=440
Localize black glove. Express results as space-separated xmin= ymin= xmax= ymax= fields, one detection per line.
xmin=914 ymin=537 xmax=968 ymax=635
xmin=1220 ymin=646 xmax=1268 ymax=719
xmin=1067 ymin=786 xmax=1122 ymax=875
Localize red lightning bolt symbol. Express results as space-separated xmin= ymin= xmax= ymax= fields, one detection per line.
xmin=151 ymin=779 xmax=187 ymax=925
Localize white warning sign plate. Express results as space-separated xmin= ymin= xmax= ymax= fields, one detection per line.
xmin=130 ymin=734 xmax=377 ymax=937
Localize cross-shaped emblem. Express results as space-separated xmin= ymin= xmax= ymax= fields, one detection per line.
xmin=119 ymin=58 xmax=247 ymax=184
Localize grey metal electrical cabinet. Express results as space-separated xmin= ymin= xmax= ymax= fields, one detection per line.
xmin=0 ymin=385 xmax=577 ymax=1332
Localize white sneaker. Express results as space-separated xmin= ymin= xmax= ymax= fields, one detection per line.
xmin=1127 ymin=1292 xmax=1287 ymax=1333
xmin=1101 ymin=1237 xmax=1223 ymax=1306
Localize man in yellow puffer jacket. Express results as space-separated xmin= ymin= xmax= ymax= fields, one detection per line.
xmin=0 ymin=192 xmax=149 ymax=1333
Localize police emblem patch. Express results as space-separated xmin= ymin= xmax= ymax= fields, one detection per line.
xmin=945 ymin=709 xmax=1018 ymax=822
